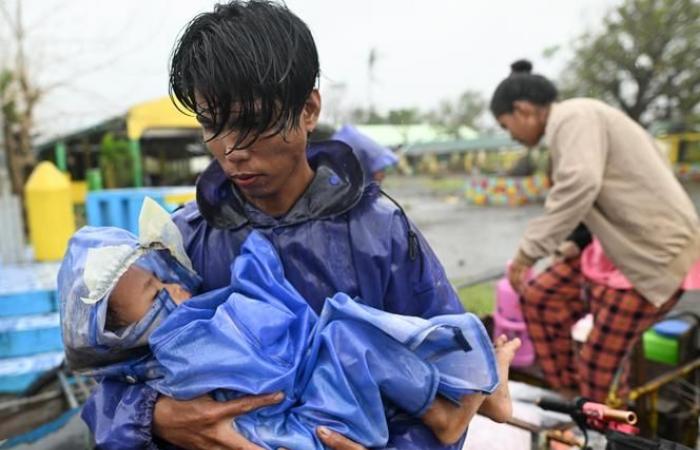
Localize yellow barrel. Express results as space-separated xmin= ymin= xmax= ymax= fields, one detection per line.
xmin=24 ymin=162 xmax=76 ymax=261
xmin=163 ymin=189 xmax=195 ymax=208
xmin=70 ymin=180 xmax=88 ymax=205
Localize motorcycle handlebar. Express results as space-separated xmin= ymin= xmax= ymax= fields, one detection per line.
xmin=537 ymin=397 xmax=637 ymax=425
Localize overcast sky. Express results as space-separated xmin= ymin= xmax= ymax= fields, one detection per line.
xmin=5 ymin=0 xmax=619 ymax=139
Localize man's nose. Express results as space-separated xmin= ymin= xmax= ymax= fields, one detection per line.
xmin=224 ymin=147 xmax=252 ymax=163
xmin=221 ymin=135 xmax=252 ymax=162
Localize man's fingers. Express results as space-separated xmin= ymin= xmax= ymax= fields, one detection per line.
xmin=209 ymin=418 xmax=267 ymax=450
xmin=217 ymin=392 xmax=284 ymax=417
xmin=316 ymin=427 xmax=366 ymax=450
xmin=216 ymin=435 xmax=266 ymax=450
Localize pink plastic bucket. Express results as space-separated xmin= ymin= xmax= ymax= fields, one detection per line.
xmin=493 ymin=276 xmax=535 ymax=367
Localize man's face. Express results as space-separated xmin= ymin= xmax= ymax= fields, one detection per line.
xmin=196 ymin=91 xmax=321 ymax=206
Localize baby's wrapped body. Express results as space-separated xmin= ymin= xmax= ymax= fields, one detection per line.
xmin=58 ymin=204 xmax=499 ymax=449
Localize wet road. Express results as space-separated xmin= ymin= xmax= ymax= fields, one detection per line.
xmin=383 ymin=176 xmax=541 ymax=282
xmin=383 ymin=176 xmax=700 ymax=313
xmin=384 ymin=176 xmax=700 ymax=282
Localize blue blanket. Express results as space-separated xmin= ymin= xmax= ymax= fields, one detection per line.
xmin=60 ymin=228 xmax=498 ymax=449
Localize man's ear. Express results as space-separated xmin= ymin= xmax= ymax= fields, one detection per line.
xmin=302 ymin=89 xmax=321 ymax=133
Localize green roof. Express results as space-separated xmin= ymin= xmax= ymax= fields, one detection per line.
xmin=354 ymin=124 xmax=478 ymax=147
xmin=404 ymin=135 xmax=524 ymax=156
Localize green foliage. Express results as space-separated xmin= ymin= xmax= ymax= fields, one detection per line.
xmin=561 ymin=0 xmax=700 ymax=126
xmin=0 ymin=70 xmax=16 ymax=122
xmin=386 ymin=108 xmax=421 ymax=125
xmin=345 ymin=90 xmax=485 ymax=131
xmin=426 ymin=90 xmax=485 ymax=136
xmin=349 ymin=107 xmax=422 ymax=125
xmin=456 ymin=282 xmax=495 ymax=317
xmin=99 ymin=133 xmax=133 ymax=188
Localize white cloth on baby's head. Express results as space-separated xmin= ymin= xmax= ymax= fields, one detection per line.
xmin=80 ymin=197 xmax=194 ymax=305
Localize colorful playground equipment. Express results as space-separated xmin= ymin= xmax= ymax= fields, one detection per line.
xmin=39 ymin=96 xmax=206 ymax=189
xmin=674 ymin=163 xmax=700 ymax=182
xmin=466 ymin=174 xmax=550 ymax=207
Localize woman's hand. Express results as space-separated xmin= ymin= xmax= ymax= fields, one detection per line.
xmin=153 ymin=392 xmax=283 ymax=450
xmin=554 ymin=240 xmax=580 ymax=262
xmin=508 ymin=259 xmax=530 ymax=294
xmin=509 ymin=249 xmax=536 ymax=294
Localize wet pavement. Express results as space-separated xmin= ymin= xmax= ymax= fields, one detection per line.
xmin=383 ymin=175 xmax=700 ymax=311
xmin=383 ymin=176 xmax=542 ymax=282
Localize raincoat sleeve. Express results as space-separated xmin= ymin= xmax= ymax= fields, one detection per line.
xmin=81 ymin=379 xmax=160 ymax=450
xmin=349 ymin=202 xmax=470 ymax=449
xmin=382 ymin=216 xmax=470 ymax=450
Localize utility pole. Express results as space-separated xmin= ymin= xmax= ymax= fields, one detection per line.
xmin=367 ymin=47 xmax=378 ymax=118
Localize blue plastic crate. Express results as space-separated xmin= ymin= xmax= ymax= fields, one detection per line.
xmin=0 ymin=290 xmax=57 ymax=317
xmin=0 ymin=313 xmax=62 ymax=358
xmin=85 ymin=189 xmax=167 ymax=234
xmin=0 ymin=351 xmax=64 ymax=393
xmin=0 ymin=264 xmax=60 ymax=297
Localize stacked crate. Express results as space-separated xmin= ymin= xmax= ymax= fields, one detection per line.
xmin=0 ymin=264 xmax=63 ymax=393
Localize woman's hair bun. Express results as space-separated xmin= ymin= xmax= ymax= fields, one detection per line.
xmin=510 ymin=59 xmax=533 ymax=74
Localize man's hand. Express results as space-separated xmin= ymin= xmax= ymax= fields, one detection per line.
xmin=316 ymin=427 xmax=368 ymax=450
xmin=153 ymin=392 xmax=283 ymax=450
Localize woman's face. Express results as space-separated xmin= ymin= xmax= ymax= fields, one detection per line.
xmin=497 ymin=101 xmax=547 ymax=147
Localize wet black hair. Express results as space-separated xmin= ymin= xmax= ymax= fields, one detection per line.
xmin=489 ymin=59 xmax=558 ymax=117
xmin=169 ymin=0 xmax=320 ymax=148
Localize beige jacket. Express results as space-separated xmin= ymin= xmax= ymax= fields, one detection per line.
xmin=518 ymin=98 xmax=700 ymax=307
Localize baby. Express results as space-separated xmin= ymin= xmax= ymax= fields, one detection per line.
xmin=59 ymin=198 xmax=519 ymax=449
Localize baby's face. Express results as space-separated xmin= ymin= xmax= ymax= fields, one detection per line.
xmin=109 ymin=266 xmax=191 ymax=326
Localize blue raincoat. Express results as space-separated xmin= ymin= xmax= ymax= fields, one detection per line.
xmin=149 ymin=231 xmax=498 ymax=449
xmin=81 ymin=141 xmax=480 ymax=450
xmin=57 ymin=225 xmax=202 ymax=378
xmin=332 ymin=125 xmax=399 ymax=180
xmin=61 ymin=226 xmax=497 ymax=450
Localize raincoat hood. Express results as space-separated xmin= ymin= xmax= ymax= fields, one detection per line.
xmin=58 ymin=198 xmax=201 ymax=373
xmin=196 ymin=140 xmax=365 ymax=230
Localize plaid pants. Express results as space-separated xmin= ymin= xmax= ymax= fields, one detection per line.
xmin=520 ymin=257 xmax=681 ymax=402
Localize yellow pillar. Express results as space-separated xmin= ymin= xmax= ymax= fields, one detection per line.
xmin=24 ymin=162 xmax=76 ymax=261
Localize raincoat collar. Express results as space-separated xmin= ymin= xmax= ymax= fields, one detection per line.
xmin=196 ymin=140 xmax=365 ymax=230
